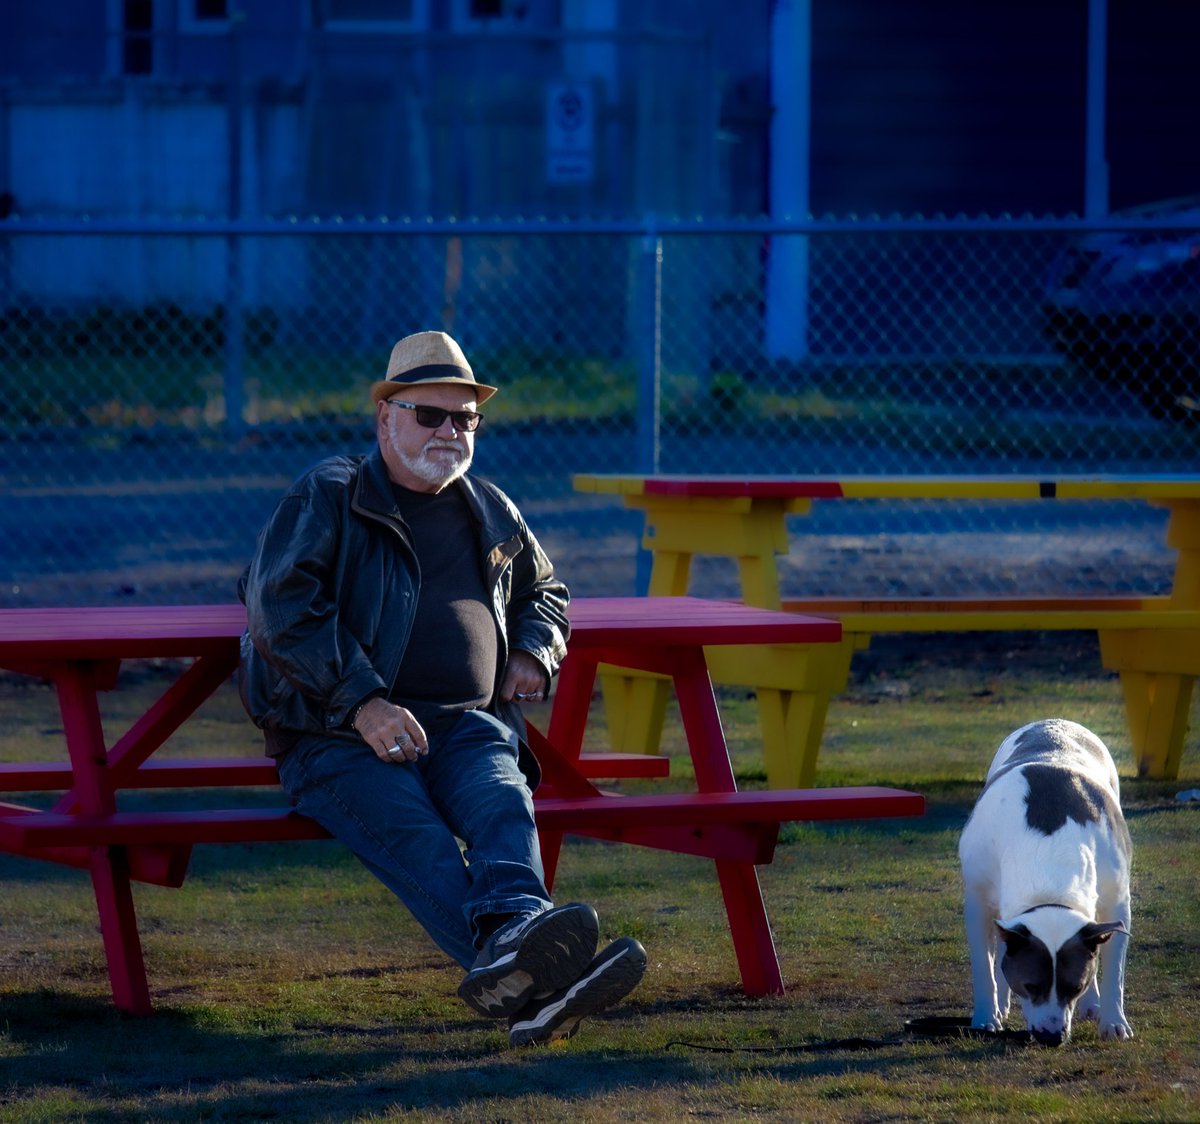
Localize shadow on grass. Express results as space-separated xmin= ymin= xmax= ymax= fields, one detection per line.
xmin=0 ymin=984 xmax=1025 ymax=1120
xmin=0 ymin=988 xmax=720 ymax=1119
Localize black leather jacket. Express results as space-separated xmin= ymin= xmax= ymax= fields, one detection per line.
xmin=237 ymin=447 xmax=569 ymax=783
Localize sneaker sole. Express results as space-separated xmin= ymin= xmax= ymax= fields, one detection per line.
xmin=458 ymin=903 xmax=599 ymax=1018
xmin=509 ymin=937 xmax=647 ymax=1047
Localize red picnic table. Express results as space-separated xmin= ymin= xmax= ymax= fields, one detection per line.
xmin=0 ymin=598 xmax=923 ymax=1013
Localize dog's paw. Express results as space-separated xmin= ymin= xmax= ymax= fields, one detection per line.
xmin=1099 ymin=1017 xmax=1134 ymax=1041
xmin=971 ymin=1008 xmax=1006 ymax=1032
xmin=1078 ymin=982 xmax=1102 ymax=1021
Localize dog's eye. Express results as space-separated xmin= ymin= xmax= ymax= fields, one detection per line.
xmin=1002 ymin=944 xmax=1053 ymax=1003
xmin=1056 ymin=960 xmax=1096 ymax=1004
xmin=1058 ymin=980 xmax=1087 ymax=1003
xmin=1009 ymin=977 xmax=1050 ymax=1004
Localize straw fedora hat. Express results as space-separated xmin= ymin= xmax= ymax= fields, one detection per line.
xmin=371 ymin=331 xmax=497 ymax=404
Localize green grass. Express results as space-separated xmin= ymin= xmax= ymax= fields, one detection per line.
xmin=1 ymin=632 xmax=1198 ymax=1122
xmin=11 ymin=345 xmax=1199 ymax=465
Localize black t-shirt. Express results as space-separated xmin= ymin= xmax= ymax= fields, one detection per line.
xmin=389 ymin=481 xmax=498 ymax=735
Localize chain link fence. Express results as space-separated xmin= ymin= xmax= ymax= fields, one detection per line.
xmin=1 ymin=216 xmax=1197 ymax=607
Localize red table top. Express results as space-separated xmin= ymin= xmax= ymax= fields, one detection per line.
xmin=0 ymin=604 xmax=246 ymax=662
xmin=0 ymin=597 xmax=839 ymax=664
xmin=565 ymin=597 xmax=840 ymax=646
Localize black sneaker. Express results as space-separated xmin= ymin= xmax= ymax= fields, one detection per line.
xmin=457 ymin=902 xmax=599 ymax=1018
xmin=508 ymin=936 xmax=647 ymax=1047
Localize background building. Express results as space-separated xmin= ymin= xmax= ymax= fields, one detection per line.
xmin=2 ymin=1 xmax=1198 ymax=607
xmin=4 ymin=1 xmax=1200 ymax=225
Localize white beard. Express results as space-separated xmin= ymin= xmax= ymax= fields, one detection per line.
xmin=387 ymin=412 xmax=472 ymax=489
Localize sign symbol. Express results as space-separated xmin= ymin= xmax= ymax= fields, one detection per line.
xmin=555 ymin=89 xmax=584 ymax=132
xmin=546 ymin=81 xmax=595 ymax=185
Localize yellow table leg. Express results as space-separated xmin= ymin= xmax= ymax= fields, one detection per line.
xmin=705 ymin=639 xmax=859 ymax=788
xmin=1100 ymin=629 xmax=1199 ymax=779
xmin=598 ymin=545 xmax=691 ymax=752
xmin=596 ymin=660 xmax=672 ymax=752
xmin=1101 ymin=500 xmax=1200 ymax=779
xmin=756 ymin=688 xmax=829 ymax=790
xmin=596 ymin=493 xmax=850 ymax=786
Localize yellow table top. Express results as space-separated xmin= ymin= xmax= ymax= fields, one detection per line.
xmin=573 ymin=473 xmax=1200 ymax=502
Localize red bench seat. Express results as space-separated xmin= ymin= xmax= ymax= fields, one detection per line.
xmin=0 ymin=784 xmax=922 ymax=852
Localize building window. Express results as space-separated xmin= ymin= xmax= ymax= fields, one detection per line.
xmin=180 ymin=0 xmax=232 ymax=34
xmin=316 ymin=0 xmax=427 ymax=32
xmin=123 ymin=0 xmax=154 ymax=75
xmin=451 ymin=0 xmax=555 ymax=33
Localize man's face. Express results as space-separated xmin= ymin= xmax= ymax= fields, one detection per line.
xmin=377 ymin=383 xmax=479 ymax=493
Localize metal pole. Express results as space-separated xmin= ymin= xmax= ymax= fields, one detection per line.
xmin=1084 ymin=0 xmax=1109 ymax=218
xmin=634 ymin=223 xmax=662 ymax=594
xmin=765 ymin=0 xmax=811 ymax=360
xmin=223 ymin=10 xmax=246 ymax=440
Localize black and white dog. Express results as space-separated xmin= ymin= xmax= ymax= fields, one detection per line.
xmin=958 ymin=719 xmax=1133 ymax=1045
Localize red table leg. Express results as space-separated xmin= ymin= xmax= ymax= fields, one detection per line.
xmin=715 ymin=860 xmax=786 ymax=995
xmin=546 ymin=654 xmax=598 ymax=759
xmin=546 ymin=642 xmax=789 ymax=996
xmin=54 ymin=661 xmax=154 ymax=1015
xmin=531 ymin=656 xmax=605 ymax=889
xmin=668 ymin=646 xmax=739 ymax=792
xmin=55 ymin=651 xmax=238 ymax=813
xmin=669 ymin=646 xmax=786 ymax=995
xmin=88 ymin=844 xmax=153 ymax=1015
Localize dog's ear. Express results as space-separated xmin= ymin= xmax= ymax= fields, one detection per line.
xmin=995 ymin=921 xmax=1031 ymax=948
xmin=1078 ymin=920 xmax=1127 ymax=950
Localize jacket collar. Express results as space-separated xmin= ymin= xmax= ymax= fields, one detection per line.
xmin=355 ymin=446 xmax=400 ymax=516
xmin=353 ymin=446 xmax=508 ymax=536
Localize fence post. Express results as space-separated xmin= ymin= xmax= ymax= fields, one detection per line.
xmin=634 ymin=220 xmax=662 ymax=593
xmin=1084 ymin=0 xmax=1109 ymax=218
xmin=223 ymin=13 xmax=246 ymax=441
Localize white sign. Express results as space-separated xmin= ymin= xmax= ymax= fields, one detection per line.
xmin=546 ymin=82 xmax=595 ymax=185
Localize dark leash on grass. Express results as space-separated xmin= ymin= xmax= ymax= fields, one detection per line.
xmin=665 ymin=1017 xmax=1033 ymax=1054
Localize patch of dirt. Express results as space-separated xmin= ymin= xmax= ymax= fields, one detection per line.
xmin=848 ymin=629 xmax=1104 ymax=686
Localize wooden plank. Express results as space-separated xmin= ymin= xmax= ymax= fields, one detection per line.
xmin=570 ymin=474 xmax=648 ymax=495
xmin=779 ymin=597 xmax=1200 ymax=634
xmin=0 ymin=753 xmax=666 ymax=794
xmin=566 ymin=596 xmax=840 ymax=647
xmin=0 ymin=758 xmax=280 ymax=792
xmin=641 ymin=477 xmax=845 ymax=500
xmin=784 ymin=596 xmax=1163 ymax=614
xmin=535 ymin=787 xmax=925 ymax=828
xmin=0 ymin=764 xmax=78 ymax=792
xmin=0 ymin=786 xmax=923 ymax=849
xmin=0 ymin=808 xmax=329 ymax=848
xmin=0 ymin=604 xmax=245 ymax=662
xmin=577 ymin=752 xmax=670 ymax=778
xmin=574 ymin=472 xmax=1200 ymax=503
xmin=0 ymin=597 xmax=840 ymax=664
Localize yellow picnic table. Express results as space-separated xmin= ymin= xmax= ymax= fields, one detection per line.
xmin=574 ymin=473 xmax=1200 ymax=786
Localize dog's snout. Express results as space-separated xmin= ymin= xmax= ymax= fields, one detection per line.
xmin=1032 ymin=1027 xmax=1067 ymax=1047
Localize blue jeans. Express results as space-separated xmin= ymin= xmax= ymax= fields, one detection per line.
xmin=275 ymin=709 xmax=552 ymax=969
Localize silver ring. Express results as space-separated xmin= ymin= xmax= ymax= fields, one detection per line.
xmin=515 ymin=691 xmax=543 ymax=701
xmin=394 ymin=732 xmax=412 ymax=749
xmin=386 ymin=744 xmax=405 ymax=760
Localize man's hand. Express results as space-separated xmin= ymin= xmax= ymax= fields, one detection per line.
xmin=500 ymin=649 xmax=548 ymax=704
xmin=352 ymin=697 xmax=428 ymax=763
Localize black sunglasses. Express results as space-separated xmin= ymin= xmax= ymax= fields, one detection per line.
xmin=386 ymin=400 xmax=484 ymax=432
